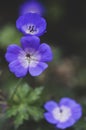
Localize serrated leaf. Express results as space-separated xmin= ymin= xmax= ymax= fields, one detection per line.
xmin=27 ymin=87 xmax=44 ymax=103
xmin=13 ymin=84 xmax=31 ymax=102
xmin=14 ymin=104 xmax=29 ymax=128
xmin=6 ymin=84 xmax=44 ymax=128
xmin=28 ymin=106 xmax=44 ymax=121
xmin=6 ymin=103 xmax=29 ymax=128
xmin=14 ymin=114 xmax=24 ymax=129
xmin=6 ymin=106 xmax=18 ymax=117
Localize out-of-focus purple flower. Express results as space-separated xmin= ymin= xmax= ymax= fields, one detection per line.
xmin=44 ymin=97 xmax=82 ymax=129
xmin=19 ymin=1 xmax=45 ymax=16
xmin=16 ymin=13 xmax=47 ymax=36
xmin=1 ymin=103 xmax=8 ymax=113
xmin=5 ymin=36 xmax=53 ymax=77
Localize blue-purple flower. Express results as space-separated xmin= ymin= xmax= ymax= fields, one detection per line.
xmin=16 ymin=13 xmax=47 ymax=36
xmin=44 ymin=97 xmax=82 ymax=129
xmin=5 ymin=36 xmax=53 ymax=77
xmin=19 ymin=1 xmax=45 ymax=16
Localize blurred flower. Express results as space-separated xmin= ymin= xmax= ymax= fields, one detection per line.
xmin=19 ymin=1 xmax=45 ymax=16
xmin=1 ymin=103 xmax=8 ymax=113
xmin=16 ymin=13 xmax=47 ymax=36
xmin=5 ymin=36 xmax=53 ymax=77
xmin=44 ymin=97 xmax=82 ymax=129
xmin=56 ymin=58 xmax=75 ymax=86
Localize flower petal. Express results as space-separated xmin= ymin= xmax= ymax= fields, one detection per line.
xmin=5 ymin=44 xmax=22 ymax=62
xmin=38 ymin=43 xmax=53 ymax=62
xmin=19 ymin=1 xmax=45 ymax=16
xmin=44 ymin=100 xmax=58 ymax=112
xmin=29 ymin=62 xmax=48 ymax=76
xmin=56 ymin=117 xmax=75 ymax=129
xmin=20 ymin=36 xmax=40 ymax=53
xmin=71 ymin=104 xmax=82 ymax=120
xmin=9 ymin=60 xmax=28 ymax=77
xmin=59 ymin=97 xmax=78 ymax=108
xmin=44 ymin=112 xmax=57 ymax=124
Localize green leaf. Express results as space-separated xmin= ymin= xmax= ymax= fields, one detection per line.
xmin=6 ymin=103 xmax=29 ymax=128
xmin=15 ymin=84 xmax=31 ymax=100
xmin=6 ymin=106 xmax=18 ymax=117
xmin=0 ymin=24 xmax=22 ymax=47
xmin=14 ymin=114 xmax=24 ymax=129
xmin=6 ymin=84 xmax=44 ymax=128
xmin=27 ymin=87 xmax=44 ymax=103
xmin=52 ymin=47 xmax=62 ymax=63
xmin=28 ymin=106 xmax=44 ymax=121
xmin=13 ymin=84 xmax=31 ymax=103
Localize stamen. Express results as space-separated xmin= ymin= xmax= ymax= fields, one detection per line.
xmin=26 ymin=53 xmax=30 ymax=58
xmin=52 ymin=106 xmax=71 ymax=122
xmin=60 ymin=109 xmax=62 ymax=113
xmin=28 ymin=25 xmax=37 ymax=33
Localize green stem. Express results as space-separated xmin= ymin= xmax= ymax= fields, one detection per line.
xmin=10 ymin=78 xmax=23 ymax=100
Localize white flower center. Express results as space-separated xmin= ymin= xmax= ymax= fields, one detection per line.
xmin=52 ymin=105 xmax=71 ymax=122
xmin=18 ymin=50 xmax=40 ymax=68
xmin=22 ymin=24 xmax=38 ymax=34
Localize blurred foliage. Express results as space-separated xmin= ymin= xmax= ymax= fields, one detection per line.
xmin=47 ymin=3 xmax=64 ymax=21
xmin=0 ymin=24 xmax=22 ymax=48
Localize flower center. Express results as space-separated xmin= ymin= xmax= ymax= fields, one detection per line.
xmin=52 ymin=106 xmax=71 ymax=122
xmin=25 ymin=53 xmax=37 ymax=62
xmin=18 ymin=50 xmax=41 ymax=68
xmin=22 ymin=24 xmax=38 ymax=34
xmin=59 ymin=109 xmax=62 ymax=113
xmin=28 ymin=25 xmax=37 ymax=33
xmin=26 ymin=53 xmax=31 ymax=58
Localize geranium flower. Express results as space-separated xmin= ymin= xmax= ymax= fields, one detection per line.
xmin=19 ymin=1 xmax=45 ymax=16
xmin=5 ymin=36 xmax=53 ymax=77
xmin=44 ymin=97 xmax=82 ymax=129
xmin=16 ymin=13 xmax=47 ymax=36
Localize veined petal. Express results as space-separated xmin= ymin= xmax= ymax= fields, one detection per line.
xmin=29 ymin=61 xmax=48 ymax=76
xmin=38 ymin=43 xmax=53 ymax=62
xmin=5 ymin=44 xmax=22 ymax=62
xmin=59 ymin=97 xmax=77 ymax=108
xmin=44 ymin=100 xmax=58 ymax=112
xmin=71 ymin=104 xmax=82 ymax=120
xmin=20 ymin=36 xmax=40 ymax=53
xmin=9 ymin=60 xmax=28 ymax=77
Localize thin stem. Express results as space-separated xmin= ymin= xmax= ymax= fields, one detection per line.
xmin=10 ymin=78 xmax=23 ymax=100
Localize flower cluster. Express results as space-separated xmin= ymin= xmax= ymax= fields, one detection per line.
xmin=5 ymin=7 xmax=52 ymax=77
xmin=44 ymin=97 xmax=82 ymax=129
xmin=5 ymin=1 xmax=82 ymax=129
